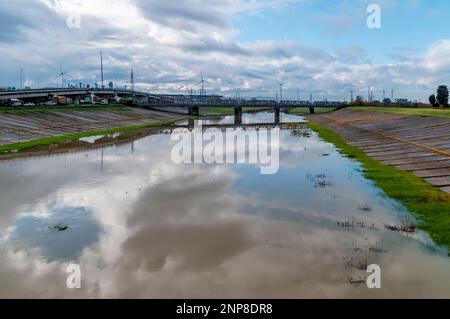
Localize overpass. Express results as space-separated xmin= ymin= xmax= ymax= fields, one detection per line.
xmin=0 ymin=88 xmax=161 ymax=103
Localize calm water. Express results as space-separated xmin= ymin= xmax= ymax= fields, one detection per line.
xmin=1 ymin=112 xmax=450 ymax=298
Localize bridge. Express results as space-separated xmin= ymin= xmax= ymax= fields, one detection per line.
xmin=140 ymin=101 xmax=314 ymax=124
xmin=0 ymin=88 xmax=340 ymax=116
xmin=175 ymin=119 xmax=309 ymax=131
xmin=0 ymin=88 xmax=161 ymax=104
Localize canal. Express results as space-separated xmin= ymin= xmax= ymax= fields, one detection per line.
xmin=1 ymin=112 xmax=450 ymax=298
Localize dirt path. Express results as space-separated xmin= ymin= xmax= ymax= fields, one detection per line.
xmin=308 ymin=109 xmax=450 ymax=193
xmin=0 ymin=107 xmax=185 ymax=146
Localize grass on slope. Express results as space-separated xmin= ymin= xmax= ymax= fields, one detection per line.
xmin=204 ymin=107 xmax=235 ymax=115
xmin=288 ymin=107 xmax=336 ymax=115
xmin=309 ymin=120 xmax=450 ymax=252
xmin=203 ymin=107 xmax=265 ymax=115
xmin=350 ymin=106 xmax=450 ymax=119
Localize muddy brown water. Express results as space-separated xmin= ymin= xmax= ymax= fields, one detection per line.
xmin=1 ymin=112 xmax=450 ymax=298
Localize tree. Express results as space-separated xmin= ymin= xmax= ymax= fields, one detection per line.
xmin=429 ymin=94 xmax=437 ymax=107
xmin=436 ymin=85 xmax=449 ymax=107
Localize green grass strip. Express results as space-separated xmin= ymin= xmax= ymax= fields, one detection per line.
xmin=309 ymin=120 xmax=450 ymax=252
xmin=350 ymin=106 xmax=450 ymax=119
xmin=0 ymin=120 xmax=177 ymax=153
xmin=204 ymin=107 xmax=263 ymax=115
xmin=288 ymin=107 xmax=336 ymax=115
xmin=204 ymin=107 xmax=235 ymax=115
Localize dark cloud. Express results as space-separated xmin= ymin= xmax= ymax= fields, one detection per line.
xmin=180 ymin=37 xmax=248 ymax=55
xmin=0 ymin=0 xmax=65 ymax=43
xmin=0 ymin=0 xmax=449 ymax=101
xmin=134 ymin=0 xmax=231 ymax=32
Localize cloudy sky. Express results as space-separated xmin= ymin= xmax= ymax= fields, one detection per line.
xmin=0 ymin=0 xmax=449 ymax=101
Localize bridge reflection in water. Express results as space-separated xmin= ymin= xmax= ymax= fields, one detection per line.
xmin=178 ymin=118 xmax=309 ymax=132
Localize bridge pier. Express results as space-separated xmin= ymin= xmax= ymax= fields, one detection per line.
xmin=188 ymin=106 xmax=200 ymax=116
xmin=274 ymin=107 xmax=281 ymax=124
xmin=309 ymin=106 xmax=315 ymax=114
xmin=234 ymin=106 xmax=242 ymax=125
xmin=188 ymin=118 xmax=195 ymax=130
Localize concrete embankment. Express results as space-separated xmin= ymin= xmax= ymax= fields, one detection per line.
xmin=308 ymin=108 xmax=450 ymax=193
xmin=0 ymin=107 xmax=185 ymax=147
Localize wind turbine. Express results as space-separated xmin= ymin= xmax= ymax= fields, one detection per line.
xmin=56 ymin=63 xmax=70 ymax=88
xmin=196 ymin=72 xmax=205 ymax=96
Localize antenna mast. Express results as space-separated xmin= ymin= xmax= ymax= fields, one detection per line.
xmin=100 ymin=51 xmax=104 ymax=88
xmin=201 ymin=72 xmax=204 ymax=96
xmin=131 ymin=68 xmax=135 ymax=96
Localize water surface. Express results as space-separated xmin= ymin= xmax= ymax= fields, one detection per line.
xmin=1 ymin=112 xmax=450 ymax=298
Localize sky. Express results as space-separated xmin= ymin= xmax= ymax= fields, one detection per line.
xmin=0 ymin=0 xmax=450 ymax=101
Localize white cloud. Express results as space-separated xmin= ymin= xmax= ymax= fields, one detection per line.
xmin=423 ymin=40 xmax=450 ymax=72
xmin=0 ymin=0 xmax=449 ymax=101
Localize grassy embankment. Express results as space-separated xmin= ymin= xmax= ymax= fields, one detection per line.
xmin=309 ymin=121 xmax=450 ymax=252
xmin=350 ymin=106 xmax=450 ymax=119
xmin=203 ymin=107 xmax=235 ymax=115
xmin=288 ymin=107 xmax=336 ymax=115
xmin=0 ymin=120 xmax=177 ymax=153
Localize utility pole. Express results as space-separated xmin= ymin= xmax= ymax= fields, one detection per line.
xmin=100 ymin=51 xmax=104 ymax=89
xmin=130 ymin=68 xmax=135 ymax=96
xmin=391 ymin=89 xmax=394 ymax=101
xmin=279 ymin=83 xmax=283 ymax=103
xmin=20 ymin=69 xmax=23 ymax=90
xmin=383 ymin=90 xmax=386 ymax=100
xmin=297 ymin=88 xmax=300 ymax=101
xmin=201 ymin=72 xmax=204 ymax=96
xmin=351 ymin=90 xmax=354 ymax=102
